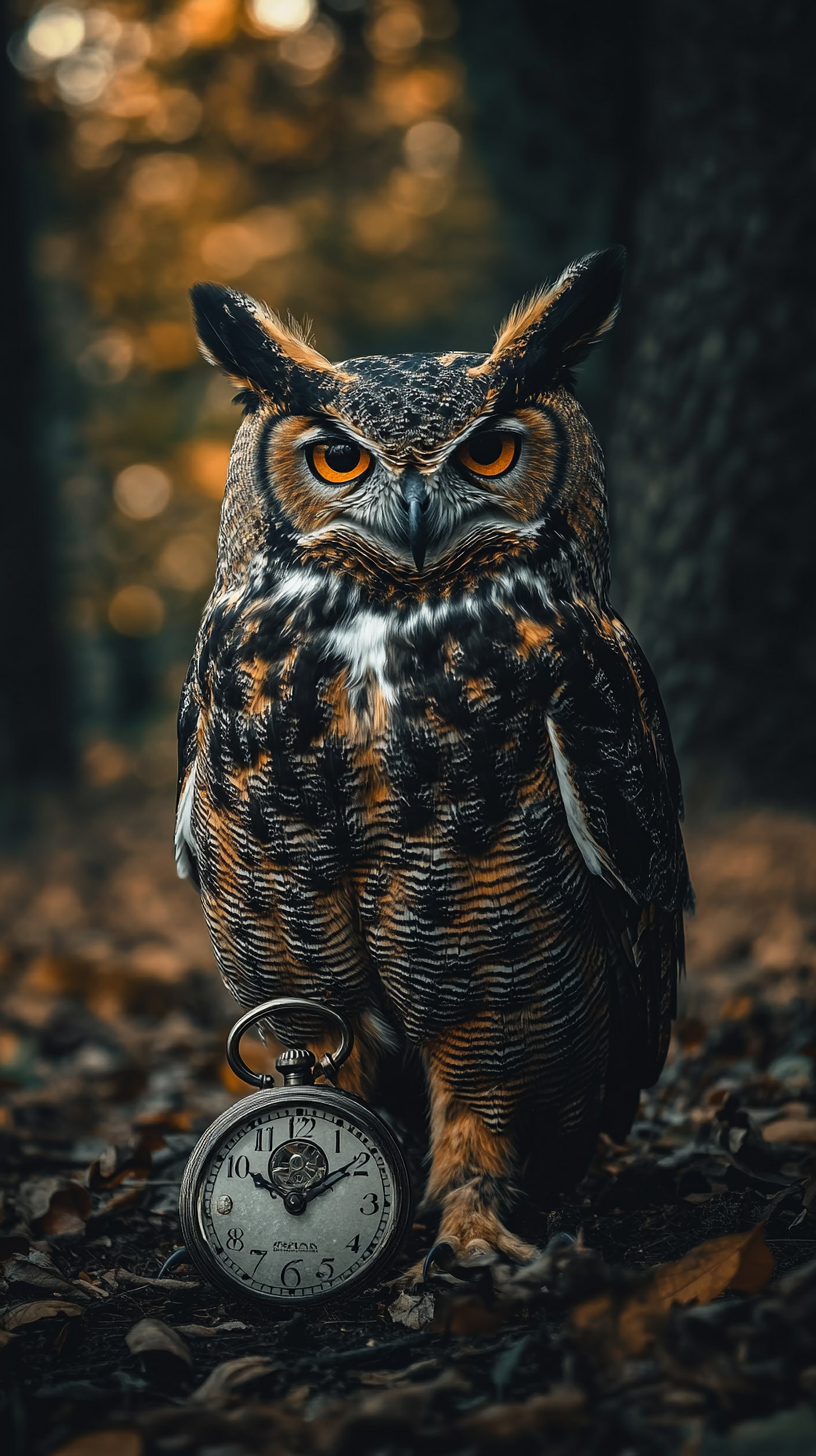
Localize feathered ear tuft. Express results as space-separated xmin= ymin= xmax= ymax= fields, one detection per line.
xmin=473 ymin=246 xmax=626 ymax=392
xmin=190 ymin=283 xmax=337 ymax=407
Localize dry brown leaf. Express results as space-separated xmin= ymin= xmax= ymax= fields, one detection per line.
xmin=762 ymin=1118 xmax=816 ymax=1143
xmin=126 ymin=1317 xmax=193 ymax=1367
xmin=50 ymin=1430 xmax=142 ymax=1456
xmin=3 ymin=1299 xmax=84 ymax=1330
xmin=191 ymin=1356 xmax=278 ymax=1403
xmin=388 ymin=1290 xmax=435 ymax=1329
xmin=3 ymin=1256 xmax=91 ymax=1301
xmin=15 ymin=1177 xmax=91 ymax=1237
xmin=174 ymin=1320 xmax=249 ymax=1338
xmin=572 ymin=1223 xmax=774 ymax=1357
xmin=357 ymin=1357 xmax=441 ymax=1387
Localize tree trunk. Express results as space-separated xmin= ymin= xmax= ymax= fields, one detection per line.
xmin=608 ymin=0 xmax=816 ymax=802
xmin=0 ymin=19 xmax=71 ymax=803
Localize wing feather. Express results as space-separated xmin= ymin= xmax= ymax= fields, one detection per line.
xmin=546 ymin=603 xmax=691 ymax=1106
xmin=175 ymin=657 xmax=201 ymax=887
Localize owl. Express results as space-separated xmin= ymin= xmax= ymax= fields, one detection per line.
xmin=176 ymin=246 xmax=692 ymax=1269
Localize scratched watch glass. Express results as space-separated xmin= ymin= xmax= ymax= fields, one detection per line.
xmin=179 ymin=999 xmax=411 ymax=1305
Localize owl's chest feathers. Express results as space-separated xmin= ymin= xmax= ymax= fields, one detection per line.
xmin=236 ymin=570 xmax=557 ymax=748
xmin=205 ymin=569 xmax=569 ymax=852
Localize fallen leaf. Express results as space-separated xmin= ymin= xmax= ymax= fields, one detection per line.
xmin=50 ymin=1431 xmax=142 ymax=1456
xmin=15 ymin=1177 xmax=91 ymax=1237
xmin=357 ymin=1357 xmax=441 ymax=1387
xmin=125 ymin=1317 xmax=192 ymax=1391
xmin=3 ymin=1299 xmax=84 ymax=1330
xmin=88 ymin=1143 xmax=152 ymax=1191
xmin=572 ymin=1223 xmax=774 ymax=1357
xmin=191 ymin=1356 xmax=278 ymax=1403
xmin=761 ymin=1118 xmax=816 ymax=1143
xmin=175 ymin=1320 xmax=250 ymax=1338
xmin=388 ymin=1290 xmax=435 ymax=1329
xmin=3 ymin=1256 xmax=91 ymax=1301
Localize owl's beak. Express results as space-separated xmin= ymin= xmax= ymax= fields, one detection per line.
xmin=401 ymin=473 xmax=430 ymax=570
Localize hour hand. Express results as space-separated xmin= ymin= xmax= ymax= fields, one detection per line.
xmin=249 ymin=1172 xmax=279 ymax=1199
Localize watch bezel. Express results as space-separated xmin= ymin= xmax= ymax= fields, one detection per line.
xmin=179 ymin=1084 xmax=413 ymax=1306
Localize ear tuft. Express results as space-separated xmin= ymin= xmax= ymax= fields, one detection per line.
xmin=189 ymin=283 xmax=338 ymax=406
xmin=190 ymin=282 xmax=286 ymax=400
xmin=474 ymin=246 xmax=626 ymax=391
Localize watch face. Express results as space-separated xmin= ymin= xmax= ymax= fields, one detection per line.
xmin=181 ymin=1089 xmax=410 ymax=1304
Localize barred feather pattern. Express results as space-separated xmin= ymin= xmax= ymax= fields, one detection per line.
xmin=179 ymin=252 xmax=690 ymax=1228
xmin=180 ymin=440 xmax=688 ymax=1147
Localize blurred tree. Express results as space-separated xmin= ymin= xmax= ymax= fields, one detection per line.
xmin=0 ymin=14 xmax=71 ymax=797
xmin=608 ymin=0 xmax=816 ymax=803
xmin=461 ymin=0 xmax=644 ymax=437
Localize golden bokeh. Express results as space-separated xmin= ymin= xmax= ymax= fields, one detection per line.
xmin=10 ymin=0 xmax=498 ymax=742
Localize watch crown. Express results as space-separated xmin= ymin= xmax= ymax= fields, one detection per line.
xmin=276 ymin=1047 xmax=316 ymax=1086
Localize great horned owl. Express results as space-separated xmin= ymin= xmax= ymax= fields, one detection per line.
xmin=176 ymin=247 xmax=691 ymax=1266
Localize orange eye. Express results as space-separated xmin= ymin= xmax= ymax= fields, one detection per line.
xmin=309 ymin=440 xmax=372 ymax=484
xmin=456 ymin=430 xmax=518 ymax=479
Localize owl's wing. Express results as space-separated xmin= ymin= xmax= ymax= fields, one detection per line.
xmin=175 ymin=655 xmax=201 ymax=887
xmin=546 ymin=603 xmax=692 ymax=1117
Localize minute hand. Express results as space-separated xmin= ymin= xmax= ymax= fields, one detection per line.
xmin=303 ymin=1152 xmax=366 ymax=1203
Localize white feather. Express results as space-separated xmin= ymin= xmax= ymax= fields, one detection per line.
xmin=326 ymin=611 xmax=396 ymax=703
xmin=174 ymin=762 xmax=198 ymax=881
xmin=546 ymin=719 xmax=608 ymax=880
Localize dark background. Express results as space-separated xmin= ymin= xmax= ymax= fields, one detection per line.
xmin=2 ymin=0 xmax=814 ymax=822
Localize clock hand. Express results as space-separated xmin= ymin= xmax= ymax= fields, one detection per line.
xmin=302 ymin=1151 xmax=366 ymax=1203
xmin=249 ymin=1172 xmax=279 ymax=1199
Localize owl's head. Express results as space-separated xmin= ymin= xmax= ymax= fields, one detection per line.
xmin=192 ymin=246 xmax=624 ymax=600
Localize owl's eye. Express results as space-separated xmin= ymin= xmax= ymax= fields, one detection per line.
xmin=309 ymin=440 xmax=372 ymax=485
xmin=456 ymin=430 xmax=519 ymax=479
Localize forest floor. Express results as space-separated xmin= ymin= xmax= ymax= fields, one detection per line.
xmin=2 ymin=782 xmax=816 ymax=1455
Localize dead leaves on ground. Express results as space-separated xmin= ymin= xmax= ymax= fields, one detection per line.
xmin=573 ymin=1222 xmax=775 ymax=1358
xmin=15 ymin=1177 xmax=91 ymax=1237
xmin=125 ymin=1317 xmax=193 ymax=1391
xmin=3 ymin=1298 xmax=84 ymax=1331
xmin=3 ymin=801 xmax=816 ymax=1453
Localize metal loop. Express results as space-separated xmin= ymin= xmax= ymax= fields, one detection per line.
xmin=225 ymin=997 xmax=354 ymax=1089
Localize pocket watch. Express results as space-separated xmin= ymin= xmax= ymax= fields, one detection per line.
xmin=179 ymin=998 xmax=412 ymax=1305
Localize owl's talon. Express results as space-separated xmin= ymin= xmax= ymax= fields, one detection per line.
xmin=422 ymin=1240 xmax=457 ymax=1281
xmin=157 ymin=1247 xmax=191 ymax=1279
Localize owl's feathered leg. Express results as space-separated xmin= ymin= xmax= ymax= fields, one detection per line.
xmin=407 ymin=1054 xmax=537 ymax=1281
xmin=307 ymin=1009 xmax=393 ymax=1102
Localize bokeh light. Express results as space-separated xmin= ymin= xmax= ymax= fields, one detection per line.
xmin=7 ymin=0 xmax=492 ymax=739
xmin=26 ymin=3 xmax=85 ymax=62
xmin=113 ymin=465 xmax=172 ymax=520
xmin=158 ymin=534 xmax=215 ymax=591
xmin=248 ymin=0 xmax=316 ymax=35
xmin=108 ymin=584 xmax=166 ymax=636
xmin=404 ymin=119 xmax=461 ymax=175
